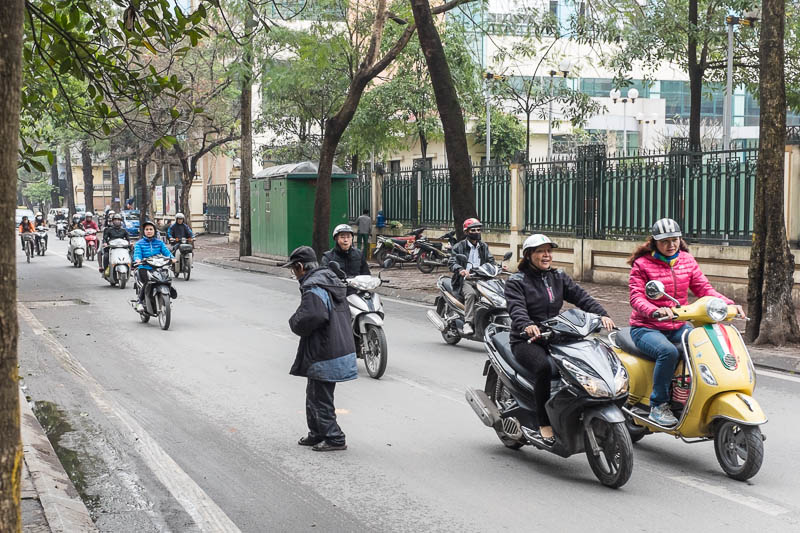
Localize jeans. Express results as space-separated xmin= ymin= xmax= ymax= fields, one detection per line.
xmin=511 ymin=342 xmax=553 ymax=427
xmin=462 ymin=281 xmax=478 ymax=324
xmin=357 ymin=233 xmax=369 ymax=257
xmin=305 ymin=379 xmax=345 ymax=445
xmin=630 ymin=324 xmax=693 ymax=405
xmin=136 ymin=268 xmax=150 ymax=303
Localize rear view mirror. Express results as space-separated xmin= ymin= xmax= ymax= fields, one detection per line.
xmin=328 ymin=261 xmax=346 ymax=279
xmin=502 ymin=251 xmax=513 ymax=261
xmin=382 ymin=259 xmax=394 ymax=269
xmin=645 ymin=280 xmax=665 ymax=300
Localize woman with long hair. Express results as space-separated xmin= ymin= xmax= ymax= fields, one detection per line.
xmin=627 ymin=218 xmax=745 ymax=426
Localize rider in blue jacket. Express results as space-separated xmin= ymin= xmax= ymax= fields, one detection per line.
xmin=133 ymin=220 xmax=174 ymax=310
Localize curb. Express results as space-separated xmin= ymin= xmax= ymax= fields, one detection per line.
xmin=200 ymin=257 xmax=800 ymax=373
xmin=19 ymin=388 xmax=97 ymax=532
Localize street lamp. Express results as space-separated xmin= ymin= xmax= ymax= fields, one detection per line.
xmin=723 ymin=10 xmax=759 ymax=150
xmin=547 ymin=59 xmax=572 ymax=160
xmin=610 ymin=87 xmax=639 ymax=155
xmin=483 ymin=72 xmax=507 ymax=165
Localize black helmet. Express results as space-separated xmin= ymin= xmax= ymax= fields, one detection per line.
xmin=141 ymin=219 xmax=156 ymax=231
xmin=651 ymin=218 xmax=682 ymax=240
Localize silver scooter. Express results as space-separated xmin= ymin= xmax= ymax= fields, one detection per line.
xmin=67 ymin=229 xmax=86 ymax=268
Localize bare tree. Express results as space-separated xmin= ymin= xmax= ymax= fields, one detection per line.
xmin=746 ymin=0 xmax=800 ymax=345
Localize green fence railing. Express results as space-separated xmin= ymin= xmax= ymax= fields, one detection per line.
xmin=348 ymin=172 xmax=371 ymax=223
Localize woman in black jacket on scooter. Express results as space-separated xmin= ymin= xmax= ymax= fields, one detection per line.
xmin=504 ymin=234 xmax=615 ymax=444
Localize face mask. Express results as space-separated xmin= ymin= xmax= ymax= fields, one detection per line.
xmin=468 ymin=232 xmax=481 ymax=242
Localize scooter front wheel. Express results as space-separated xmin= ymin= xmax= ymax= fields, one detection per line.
xmin=157 ymin=294 xmax=171 ymax=330
xmin=119 ymin=276 xmax=127 ymax=290
xmin=363 ymin=325 xmax=388 ymax=379
xmin=584 ymin=420 xmax=633 ymax=489
xmin=714 ymin=421 xmax=763 ymax=481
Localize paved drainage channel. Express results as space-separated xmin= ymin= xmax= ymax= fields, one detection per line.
xmin=31 ymin=400 xmax=101 ymax=516
xmin=25 ymin=299 xmax=90 ymax=309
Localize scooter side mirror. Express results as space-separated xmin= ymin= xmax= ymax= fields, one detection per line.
xmin=502 ymin=251 xmax=513 ymax=261
xmin=382 ymin=259 xmax=394 ymax=269
xmin=328 ymin=261 xmax=346 ymax=279
xmin=645 ymin=280 xmax=665 ymax=300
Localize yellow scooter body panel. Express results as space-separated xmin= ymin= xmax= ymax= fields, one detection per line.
xmin=705 ymin=392 xmax=767 ymax=428
xmin=615 ymin=350 xmax=655 ymax=407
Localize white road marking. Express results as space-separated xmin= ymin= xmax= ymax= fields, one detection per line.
xmin=757 ymin=368 xmax=800 ymax=384
xmin=389 ymin=374 xmax=464 ymax=405
xmin=18 ymin=303 xmax=242 ymax=533
xmin=668 ymin=475 xmax=790 ymax=517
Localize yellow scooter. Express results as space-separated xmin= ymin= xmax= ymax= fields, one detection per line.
xmin=609 ymin=280 xmax=766 ymax=481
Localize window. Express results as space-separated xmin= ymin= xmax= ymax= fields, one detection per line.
xmin=388 ymin=160 xmax=401 ymax=177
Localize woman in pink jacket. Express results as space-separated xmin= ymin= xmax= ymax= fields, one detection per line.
xmin=627 ymin=218 xmax=745 ymax=426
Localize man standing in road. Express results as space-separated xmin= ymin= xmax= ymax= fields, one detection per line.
xmin=355 ymin=209 xmax=372 ymax=258
xmin=281 ymin=246 xmax=358 ymax=452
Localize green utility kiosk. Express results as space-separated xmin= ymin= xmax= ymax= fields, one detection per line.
xmin=250 ymin=161 xmax=355 ymax=256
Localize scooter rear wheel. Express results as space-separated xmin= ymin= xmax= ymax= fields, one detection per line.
xmin=714 ymin=421 xmax=763 ymax=481
xmin=416 ymin=251 xmax=435 ymax=274
xmin=583 ymin=420 xmax=633 ymax=488
xmin=441 ymin=328 xmax=461 ymax=345
xmin=485 ymin=370 xmax=524 ymax=450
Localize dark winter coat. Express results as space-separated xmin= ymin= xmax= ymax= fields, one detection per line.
xmin=505 ymin=262 xmax=609 ymax=344
xmin=447 ymin=238 xmax=495 ymax=292
xmin=321 ymin=246 xmax=370 ymax=278
xmin=167 ymin=222 xmax=194 ymax=240
xmin=103 ymin=226 xmax=130 ymax=244
xmin=289 ymin=267 xmax=358 ymax=382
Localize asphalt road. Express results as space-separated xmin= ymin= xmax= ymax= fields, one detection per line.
xmin=16 ymin=233 xmax=800 ymax=532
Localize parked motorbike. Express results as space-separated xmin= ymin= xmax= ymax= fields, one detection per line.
xmin=66 ymin=229 xmax=86 ymax=268
xmin=170 ymin=237 xmax=194 ymax=280
xmin=426 ymin=252 xmax=513 ymax=345
xmin=22 ymin=233 xmax=35 ymax=263
xmin=415 ymin=230 xmax=456 ymax=274
xmin=55 ymin=220 xmax=67 ymax=240
xmin=84 ymin=228 xmax=98 ymax=261
xmin=609 ymin=279 xmax=765 ymax=481
xmin=102 ymin=239 xmax=132 ymax=289
xmin=374 ymin=227 xmax=425 ymax=268
xmin=34 ymin=225 xmax=48 ymax=256
xmin=131 ymin=255 xmax=177 ymax=330
xmin=466 ymin=310 xmax=633 ymax=488
xmin=329 ymin=261 xmax=389 ymax=379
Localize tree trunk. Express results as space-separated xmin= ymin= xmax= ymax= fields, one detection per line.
xmin=745 ymin=0 xmax=800 ymax=345
xmin=525 ymin=109 xmax=532 ymax=161
xmin=239 ymin=12 xmax=255 ymax=257
xmin=419 ymin=129 xmax=428 ymax=161
xmin=49 ymin=152 xmax=60 ymax=207
xmin=410 ymin=0 xmax=476 ymax=238
xmin=63 ymin=145 xmax=76 ymax=215
xmin=81 ymin=141 xmax=93 ymax=212
xmin=123 ymin=157 xmax=130 ymax=207
xmin=111 ymin=158 xmax=120 ymax=211
xmin=179 ymin=157 xmax=192 ymax=217
xmin=0 ymin=2 xmax=24 ymax=530
xmin=138 ymin=158 xmax=149 ymax=224
xmin=687 ymin=0 xmax=702 ymax=151
xmin=148 ymin=154 xmax=164 ymax=220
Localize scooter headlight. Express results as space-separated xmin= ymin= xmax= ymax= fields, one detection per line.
xmin=705 ymin=298 xmax=729 ymax=322
xmin=562 ymin=358 xmax=612 ymax=398
xmin=476 ymin=283 xmax=506 ymax=307
xmin=614 ymin=364 xmax=629 ymax=396
xmin=698 ymin=363 xmax=718 ymax=386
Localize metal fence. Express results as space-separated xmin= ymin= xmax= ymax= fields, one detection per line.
xmin=348 ymin=173 xmax=371 ymax=222
xmin=523 ymin=141 xmax=759 ymax=244
xmin=205 ymin=184 xmax=230 ymax=234
xmin=376 ymin=163 xmax=510 ymax=229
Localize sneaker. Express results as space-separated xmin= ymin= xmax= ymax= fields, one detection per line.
xmin=135 ymin=302 xmax=145 ymax=313
xmin=462 ymin=323 xmax=474 ymax=336
xmin=312 ymin=441 xmax=347 ymax=452
xmin=649 ymin=403 xmax=678 ymax=426
xmin=298 ymin=436 xmax=323 ymax=447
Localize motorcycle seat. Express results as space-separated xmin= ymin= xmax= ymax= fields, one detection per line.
xmin=440 ymin=278 xmax=464 ymax=301
xmin=615 ymin=327 xmax=648 ymax=358
xmin=490 ymin=331 xmax=559 ymax=382
xmin=391 ymin=237 xmax=412 ymax=245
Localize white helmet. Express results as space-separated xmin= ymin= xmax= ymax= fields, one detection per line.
xmin=332 ymin=223 xmax=355 ymax=239
xmin=522 ymin=234 xmax=558 ymax=254
xmin=85 ymin=211 xmax=93 ymax=217
xmin=35 ymin=211 xmax=43 ymax=217
xmin=175 ymin=212 xmax=185 ymax=220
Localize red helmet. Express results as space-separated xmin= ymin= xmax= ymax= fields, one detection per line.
xmin=463 ymin=218 xmax=482 ymax=231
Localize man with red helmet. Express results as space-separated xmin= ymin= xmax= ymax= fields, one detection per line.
xmin=447 ymin=218 xmax=496 ymax=336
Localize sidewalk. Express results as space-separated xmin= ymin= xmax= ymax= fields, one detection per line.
xmin=19 ymin=389 xmax=97 ymax=532
xmin=194 ymin=234 xmax=800 ymax=373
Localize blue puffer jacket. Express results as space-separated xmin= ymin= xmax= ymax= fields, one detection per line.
xmin=289 ymin=267 xmax=357 ymax=382
xmin=133 ymin=236 xmax=173 ymax=269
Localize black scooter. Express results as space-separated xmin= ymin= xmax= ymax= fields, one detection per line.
xmin=415 ymin=230 xmax=456 ymax=274
xmin=132 ymin=255 xmax=178 ymax=330
xmin=465 ymin=310 xmax=634 ymax=488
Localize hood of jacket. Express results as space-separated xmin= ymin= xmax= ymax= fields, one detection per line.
xmin=299 ymin=266 xmax=347 ymax=304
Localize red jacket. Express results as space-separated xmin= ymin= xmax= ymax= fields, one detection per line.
xmin=629 ymin=251 xmax=734 ymax=330
xmin=82 ymin=220 xmax=99 ymax=231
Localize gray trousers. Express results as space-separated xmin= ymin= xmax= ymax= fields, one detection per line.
xmin=462 ymin=281 xmax=479 ymax=324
